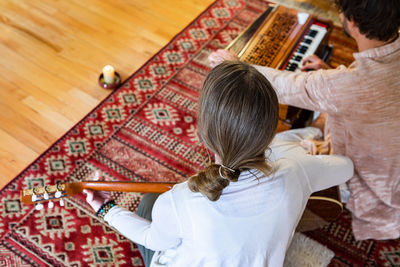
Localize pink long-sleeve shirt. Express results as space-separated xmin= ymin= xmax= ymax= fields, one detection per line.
xmin=255 ymin=36 xmax=400 ymax=240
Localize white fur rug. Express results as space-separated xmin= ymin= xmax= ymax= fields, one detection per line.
xmin=284 ymin=232 xmax=334 ymax=267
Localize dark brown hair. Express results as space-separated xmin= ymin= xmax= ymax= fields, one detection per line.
xmin=188 ymin=61 xmax=279 ymax=201
xmin=334 ymin=0 xmax=400 ymax=41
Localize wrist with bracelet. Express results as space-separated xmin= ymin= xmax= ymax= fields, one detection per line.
xmin=96 ymin=200 xmax=116 ymax=219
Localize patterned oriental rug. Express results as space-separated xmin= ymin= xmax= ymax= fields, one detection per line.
xmin=1 ymin=0 xmax=399 ymax=266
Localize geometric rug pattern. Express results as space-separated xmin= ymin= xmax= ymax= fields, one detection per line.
xmin=0 ymin=0 xmax=399 ymax=266
xmin=306 ymin=209 xmax=400 ymax=267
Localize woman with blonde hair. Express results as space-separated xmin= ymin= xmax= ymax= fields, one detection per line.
xmin=85 ymin=61 xmax=353 ymax=267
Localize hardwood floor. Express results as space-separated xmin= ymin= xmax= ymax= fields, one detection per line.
xmin=0 ymin=0 xmax=215 ymax=188
xmin=0 ymin=0 xmax=338 ymax=189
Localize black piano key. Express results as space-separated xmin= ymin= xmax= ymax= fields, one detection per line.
xmin=303 ymin=38 xmax=313 ymax=45
xmin=285 ymin=62 xmax=299 ymax=71
xmin=294 ymin=55 xmax=302 ymax=62
xmin=307 ymin=29 xmax=318 ymax=37
xmin=296 ymin=45 xmax=308 ymax=54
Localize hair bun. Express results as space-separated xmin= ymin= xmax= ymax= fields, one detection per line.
xmin=188 ymin=164 xmax=230 ymax=201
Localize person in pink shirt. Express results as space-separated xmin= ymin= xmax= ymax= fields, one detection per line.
xmin=209 ymin=0 xmax=400 ymax=240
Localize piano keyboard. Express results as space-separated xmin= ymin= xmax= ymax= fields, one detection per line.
xmin=284 ymin=23 xmax=328 ymax=72
xmin=228 ymin=5 xmax=333 ymax=130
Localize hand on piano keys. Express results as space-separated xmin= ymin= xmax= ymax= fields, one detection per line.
xmin=301 ymin=55 xmax=331 ymax=71
xmin=284 ymin=24 xmax=330 ymax=72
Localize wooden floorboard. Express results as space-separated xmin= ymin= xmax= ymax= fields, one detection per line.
xmin=0 ymin=0 xmax=215 ymax=189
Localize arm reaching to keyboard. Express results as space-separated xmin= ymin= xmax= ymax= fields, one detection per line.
xmin=208 ymin=49 xmax=345 ymax=114
xmin=208 ymin=49 xmax=330 ymax=71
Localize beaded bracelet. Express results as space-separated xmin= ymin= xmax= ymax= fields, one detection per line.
xmin=96 ymin=200 xmax=116 ymax=219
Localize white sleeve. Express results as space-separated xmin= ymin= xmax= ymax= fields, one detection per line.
xmin=104 ymin=191 xmax=181 ymax=251
xmin=269 ymin=127 xmax=322 ymax=161
xmin=274 ymin=127 xmax=323 ymax=143
xmin=268 ymin=127 xmax=354 ymax=193
xmin=298 ymin=154 xmax=354 ymax=193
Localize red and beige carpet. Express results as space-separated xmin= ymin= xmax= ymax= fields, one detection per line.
xmin=1 ymin=0 xmax=399 ymax=266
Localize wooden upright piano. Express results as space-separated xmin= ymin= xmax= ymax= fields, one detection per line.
xmin=228 ymin=4 xmax=333 ymax=132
